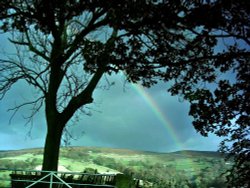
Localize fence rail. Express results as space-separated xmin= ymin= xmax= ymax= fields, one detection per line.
xmin=0 ymin=168 xmax=117 ymax=188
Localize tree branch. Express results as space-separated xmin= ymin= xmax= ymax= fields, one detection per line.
xmin=60 ymin=26 xmax=118 ymax=124
xmin=8 ymin=96 xmax=44 ymax=125
xmin=61 ymin=66 xmax=105 ymax=124
xmin=8 ymin=36 xmax=50 ymax=62
xmin=63 ymin=9 xmax=108 ymax=62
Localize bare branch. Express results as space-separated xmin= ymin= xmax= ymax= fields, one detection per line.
xmin=61 ymin=66 xmax=105 ymax=123
xmin=64 ymin=9 xmax=108 ymax=62
xmin=8 ymin=96 xmax=44 ymax=125
xmin=8 ymin=30 xmax=51 ymax=62
xmin=0 ymin=59 xmax=24 ymax=99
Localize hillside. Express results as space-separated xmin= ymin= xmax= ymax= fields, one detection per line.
xmin=0 ymin=146 xmax=230 ymax=187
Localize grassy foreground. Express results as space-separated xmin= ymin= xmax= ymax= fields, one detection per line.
xmin=0 ymin=147 xmax=230 ymax=187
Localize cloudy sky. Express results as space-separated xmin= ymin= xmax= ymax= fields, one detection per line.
xmin=0 ymin=34 xmax=223 ymax=153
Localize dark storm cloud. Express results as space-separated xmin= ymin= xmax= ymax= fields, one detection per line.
xmin=0 ymin=80 xmax=46 ymax=150
xmin=69 ymin=78 xmax=221 ymax=152
xmin=0 ymin=34 xmax=222 ymax=152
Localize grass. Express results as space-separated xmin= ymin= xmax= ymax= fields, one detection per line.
xmin=0 ymin=146 xmax=229 ymax=187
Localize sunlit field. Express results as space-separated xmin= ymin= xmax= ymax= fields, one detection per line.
xmin=0 ymin=147 xmax=230 ymax=187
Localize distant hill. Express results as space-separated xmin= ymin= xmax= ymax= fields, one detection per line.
xmin=171 ymin=150 xmax=225 ymax=158
xmin=0 ymin=146 xmax=222 ymax=155
xmin=0 ymin=146 xmax=229 ymax=187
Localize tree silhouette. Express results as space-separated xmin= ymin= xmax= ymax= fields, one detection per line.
xmin=0 ymin=0 xmax=249 ymax=186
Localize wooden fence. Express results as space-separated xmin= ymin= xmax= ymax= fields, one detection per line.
xmin=9 ymin=169 xmax=116 ymax=188
xmin=0 ymin=168 xmax=147 ymax=188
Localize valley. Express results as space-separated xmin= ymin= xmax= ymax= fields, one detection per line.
xmin=0 ymin=147 xmax=230 ymax=187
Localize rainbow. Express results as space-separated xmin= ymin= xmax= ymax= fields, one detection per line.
xmin=131 ymin=83 xmax=184 ymax=151
xmin=131 ymin=83 xmax=198 ymax=173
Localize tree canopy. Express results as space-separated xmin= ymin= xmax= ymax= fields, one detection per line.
xmin=0 ymin=0 xmax=249 ymax=186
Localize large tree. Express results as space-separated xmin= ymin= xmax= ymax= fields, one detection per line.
xmin=0 ymin=0 xmax=249 ymax=186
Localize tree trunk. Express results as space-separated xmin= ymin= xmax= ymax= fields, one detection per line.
xmin=42 ymin=117 xmax=64 ymax=172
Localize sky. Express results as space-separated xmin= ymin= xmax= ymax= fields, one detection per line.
xmin=0 ymin=33 xmax=224 ymax=153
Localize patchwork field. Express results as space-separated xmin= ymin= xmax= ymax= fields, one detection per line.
xmin=0 ymin=147 xmax=230 ymax=187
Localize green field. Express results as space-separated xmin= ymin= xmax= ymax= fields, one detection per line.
xmin=0 ymin=147 xmax=230 ymax=187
